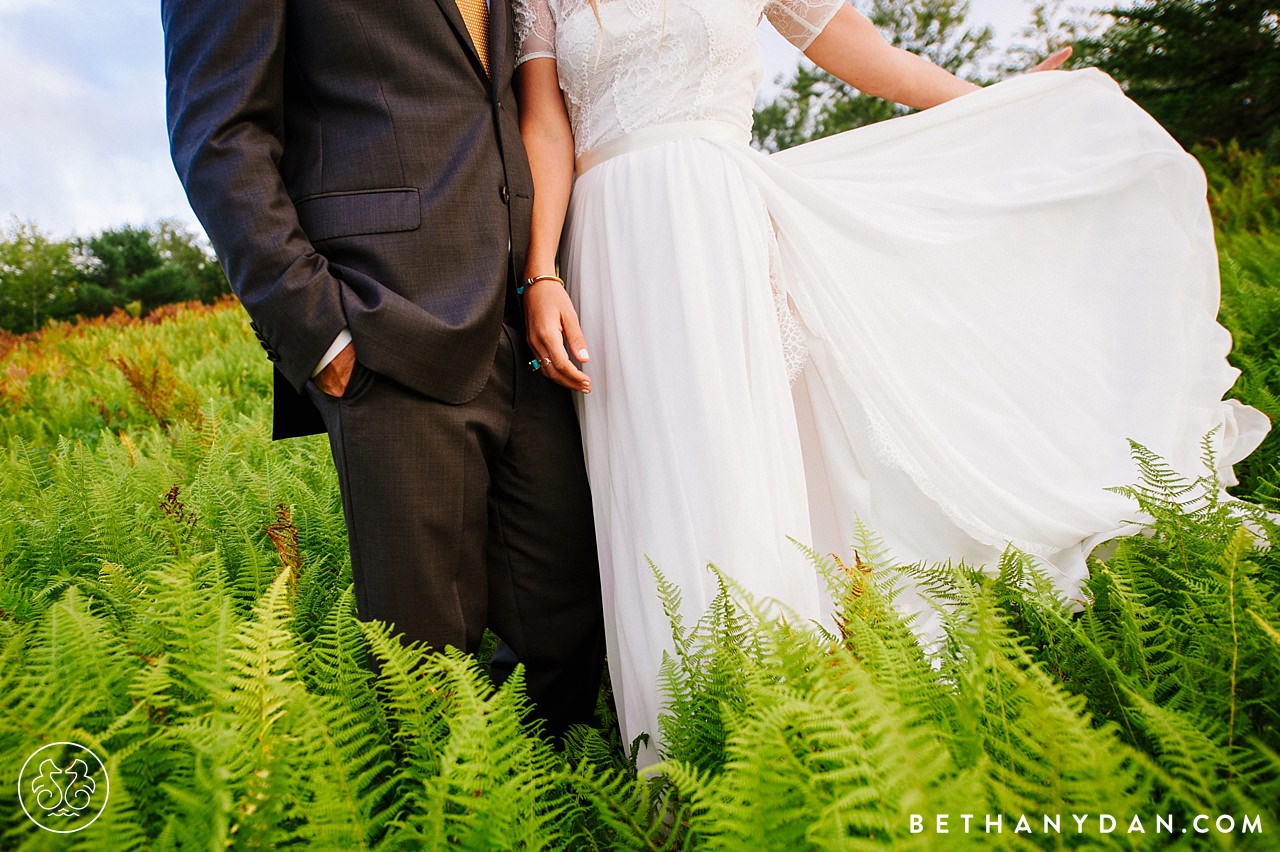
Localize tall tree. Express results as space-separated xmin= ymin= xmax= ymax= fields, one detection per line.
xmin=0 ymin=221 xmax=79 ymax=334
xmin=0 ymin=221 xmax=230 ymax=332
xmin=754 ymin=0 xmax=995 ymax=151
xmin=1077 ymin=0 xmax=1280 ymax=158
xmin=78 ymin=222 xmax=230 ymax=316
xmin=152 ymin=218 xmax=231 ymax=303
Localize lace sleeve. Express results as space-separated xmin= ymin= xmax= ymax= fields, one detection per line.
xmin=764 ymin=0 xmax=846 ymax=51
xmin=513 ymin=0 xmax=557 ymax=66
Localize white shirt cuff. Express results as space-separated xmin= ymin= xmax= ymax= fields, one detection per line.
xmin=312 ymin=328 xmax=353 ymax=377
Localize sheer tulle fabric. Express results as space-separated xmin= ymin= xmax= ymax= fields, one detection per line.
xmin=514 ymin=0 xmax=1270 ymax=763
xmin=731 ymin=70 xmax=1269 ymax=631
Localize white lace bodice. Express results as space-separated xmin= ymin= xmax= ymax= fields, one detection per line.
xmin=513 ymin=0 xmax=845 ymax=155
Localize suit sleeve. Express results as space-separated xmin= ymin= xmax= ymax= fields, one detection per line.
xmin=161 ymin=0 xmax=348 ymax=391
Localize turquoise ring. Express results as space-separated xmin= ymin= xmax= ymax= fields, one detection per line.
xmin=529 ymin=358 xmax=544 ymax=372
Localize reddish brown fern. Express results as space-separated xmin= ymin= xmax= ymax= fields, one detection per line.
xmin=109 ymin=350 xmax=203 ymax=431
xmin=266 ymin=503 xmax=303 ymax=580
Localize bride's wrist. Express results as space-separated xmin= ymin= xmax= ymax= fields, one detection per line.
xmin=517 ymin=273 xmax=565 ymax=295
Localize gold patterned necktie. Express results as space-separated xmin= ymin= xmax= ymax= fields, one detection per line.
xmin=455 ymin=0 xmax=490 ymax=76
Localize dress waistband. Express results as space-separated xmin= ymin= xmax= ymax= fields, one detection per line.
xmin=575 ymin=120 xmax=751 ymax=175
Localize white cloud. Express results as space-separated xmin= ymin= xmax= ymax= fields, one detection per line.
xmin=0 ymin=0 xmax=62 ymax=12
xmin=0 ymin=0 xmax=194 ymax=236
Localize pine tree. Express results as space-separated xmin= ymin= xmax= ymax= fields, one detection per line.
xmin=1079 ymin=0 xmax=1280 ymax=159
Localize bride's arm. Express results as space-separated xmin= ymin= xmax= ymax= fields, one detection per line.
xmin=802 ymin=5 xmax=1070 ymax=109
xmin=514 ymin=57 xmax=592 ymax=393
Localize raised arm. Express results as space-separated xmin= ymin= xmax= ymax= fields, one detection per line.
xmin=804 ymin=5 xmax=978 ymax=107
xmin=512 ymin=1 xmax=591 ymax=393
xmin=768 ymin=2 xmax=1071 ymax=111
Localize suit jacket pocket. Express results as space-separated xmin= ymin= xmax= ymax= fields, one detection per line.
xmin=295 ymin=188 xmax=421 ymax=242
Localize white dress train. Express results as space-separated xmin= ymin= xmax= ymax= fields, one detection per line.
xmin=512 ymin=0 xmax=1271 ymax=763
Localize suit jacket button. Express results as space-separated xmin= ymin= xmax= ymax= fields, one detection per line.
xmin=500 ymin=185 xmax=510 ymax=204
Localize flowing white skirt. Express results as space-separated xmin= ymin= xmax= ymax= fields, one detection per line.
xmin=561 ymin=69 xmax=1270 ymax=762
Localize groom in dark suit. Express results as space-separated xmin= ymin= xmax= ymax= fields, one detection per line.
xmin=161 ymin=0 xmax=606 ymax=736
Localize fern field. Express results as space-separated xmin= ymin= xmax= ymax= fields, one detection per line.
xmin=1 ymin=219 xmax=1279 ymax=849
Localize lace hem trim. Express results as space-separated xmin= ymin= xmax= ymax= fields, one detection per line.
xmin=765 ymin=0 xmax=845 ymax=51
xmin=516 ymin=50 xmax=558 ymax=66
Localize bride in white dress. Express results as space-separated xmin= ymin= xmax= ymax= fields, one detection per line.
xmin=510 ymin=0 xmax=1270 ymax=762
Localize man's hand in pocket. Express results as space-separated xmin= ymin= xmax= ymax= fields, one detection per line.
xmin=314 ymin=341 xmax=356 ymax=397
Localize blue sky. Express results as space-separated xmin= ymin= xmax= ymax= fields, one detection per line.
xmin=0 ymin=0 xmax=1099 ymax=237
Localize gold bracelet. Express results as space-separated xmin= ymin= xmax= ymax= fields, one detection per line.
xmin=517 ymin=274 xmax=565 ymax=295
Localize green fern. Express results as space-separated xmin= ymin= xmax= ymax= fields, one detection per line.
xmin=2 ymin=299 xmax=1279 ymax=849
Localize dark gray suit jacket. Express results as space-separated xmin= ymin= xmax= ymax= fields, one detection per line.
xmin=162 ymin=0 xmax=534 ymax=438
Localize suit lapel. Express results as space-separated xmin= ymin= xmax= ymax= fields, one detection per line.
xmin=487 ymin=0 xmax=508 ymax=88
xmin=431 ymin=0 xmax=489 ymax=82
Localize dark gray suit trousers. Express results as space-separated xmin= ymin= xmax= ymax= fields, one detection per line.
xmin=305 ymin=325 xmax=605 ymax=738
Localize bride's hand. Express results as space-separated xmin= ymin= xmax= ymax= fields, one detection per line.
xmin=1029 ymin=47 xmax=1073 ymax=73
xmin=523 ymin=280 xmax=592 ymax=394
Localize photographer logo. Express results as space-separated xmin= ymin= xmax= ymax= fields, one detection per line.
xmin=18 ymin=742 xmax=109 ymax=833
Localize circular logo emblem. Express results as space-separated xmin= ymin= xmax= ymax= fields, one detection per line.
xmin=17 ymin=742 xmax=109 ymax=833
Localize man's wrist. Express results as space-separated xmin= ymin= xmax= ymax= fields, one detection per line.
xmin=312 ymin=328 xmax=353 ymax=377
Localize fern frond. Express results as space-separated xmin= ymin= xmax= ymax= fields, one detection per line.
xmin=358 ymin=619 xmax=450 ymax=781
xmin=405 ymin=651 xmax=573 ymax=849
